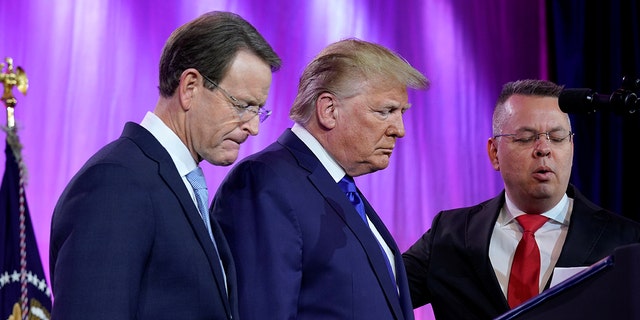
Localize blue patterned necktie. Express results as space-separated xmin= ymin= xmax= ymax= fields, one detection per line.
xmin=186 ymin=167 xmax=214 ymax=241
xmin=186 ymin=167 xmax=228 ymax=292
xmin=338 ymin=175 xmax=396 ymax=287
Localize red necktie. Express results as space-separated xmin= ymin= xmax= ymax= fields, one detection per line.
xmin=507 ymin=214 xmax=549 ymax=308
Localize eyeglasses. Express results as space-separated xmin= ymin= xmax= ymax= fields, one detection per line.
xmin=201 ymin=73 xmax=272 ymax=123
xmin=493 ymin=130 xmax=574 ymax=146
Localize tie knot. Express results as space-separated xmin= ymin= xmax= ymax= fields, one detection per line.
xmin=338 ymin=175 xmax=357 ymax=193
xmin=186 ymin=167 xmax=207 ymax=190
xmin=516 ymin=214 xmax=548 ymax=233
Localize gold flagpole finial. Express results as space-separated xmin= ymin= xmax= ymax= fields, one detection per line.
xmin=1 ymin=57 xmax=29 ymax=129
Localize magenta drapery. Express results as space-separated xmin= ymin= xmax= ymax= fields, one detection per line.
xmin=0 ymin=1 xmax=546 ymax=318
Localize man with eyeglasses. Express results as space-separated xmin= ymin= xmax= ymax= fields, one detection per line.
xmin=49 ymin=11 xmax=281 ymax=320
xmin=402 ymin=79 xmax=640 ymax=320
xmin=212 ymin=38 xmax=429 ymax=319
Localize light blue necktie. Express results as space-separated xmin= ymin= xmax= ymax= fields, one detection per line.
xmin=186 ymin=167 xmax=214 ymax=241
xmin=186 ymin=167 xmax=228 ymax=292
xmin=338 ymin=175 xmax=396 ymax=287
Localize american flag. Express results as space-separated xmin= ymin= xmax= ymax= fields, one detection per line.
xmin=0 ymin=128 xmax=51 ymax=320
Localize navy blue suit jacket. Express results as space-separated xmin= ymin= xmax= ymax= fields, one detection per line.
xmin=211 ymin=129 xmax=414 ymax=320
xmin=50 ymin=122 xmax=237 ymax=320
xmin=402 ymin=184 xmax=640 ymax=320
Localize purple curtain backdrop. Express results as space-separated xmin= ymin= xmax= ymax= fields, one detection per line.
xmin=0 ymin=1 xmax=546 ymax=318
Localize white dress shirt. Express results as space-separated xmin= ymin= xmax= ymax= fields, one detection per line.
xmin=489 ymin=193 xmax=573 ymax=297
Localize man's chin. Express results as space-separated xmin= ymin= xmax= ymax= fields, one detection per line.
xmin=367 ymin=159 xmax=390 ymax=174
xmin=530 ymin=183 xmax=557 ymax=198
xmin=376 ymin=157 xmax=390 ymax=170
xmin=208 ymin=153 xmax=239 ymax=166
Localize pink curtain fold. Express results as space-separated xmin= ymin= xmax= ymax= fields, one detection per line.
xmin=0 ymin=1 xmax=546 ymax=318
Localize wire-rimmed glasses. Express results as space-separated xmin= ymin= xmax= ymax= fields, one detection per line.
xmin=201 ymin=73 xmax=272 ymax=123
xmin=493 ymin=130 xmax=574 ymax=147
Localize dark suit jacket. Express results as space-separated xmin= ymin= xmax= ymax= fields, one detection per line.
xmin=211 ymin=129 xmax=414 ymax=320
xmin=402 ymin=184 xmax=640 ymax=320
xmin=50 ymin=122 xmax=237 ymax=320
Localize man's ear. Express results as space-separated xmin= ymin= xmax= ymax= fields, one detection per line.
xmin=178 ymin=68 xmax=200 ymax=111
xmin=316 ymin=92 xmax=337 ymax=129
xmin=487 ymin=138 xmax=500 ymax=171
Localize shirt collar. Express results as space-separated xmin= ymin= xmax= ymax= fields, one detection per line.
xmin=501 ymin=192 xmax=570 ymax=226
xmin=140 ymin=111 xmax=198 ymax=177
xmin=291 ymin=123 xmax=345 ymax=182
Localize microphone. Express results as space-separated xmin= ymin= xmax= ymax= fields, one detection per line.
xmin=558 ymin=78 xmax=640 ymax=115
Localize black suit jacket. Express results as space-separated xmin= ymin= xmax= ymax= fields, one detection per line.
xmin=402 ymin=185 xmax=640 ymax=320
xmin=50 ymin=122 xmax=237 ymax=319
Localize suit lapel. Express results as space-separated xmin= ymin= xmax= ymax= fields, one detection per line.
xmin=360 ymin=196 xmax=411 ymax=319
xmin=122 ymin=122 xmax=233 ymax=318
xmin=465 ymin=189 xmax=609 ymax=309
xmin=279 ymin=129 xmax=407 ymax=319
xmin=556 ymin=187 xmax=609 ymax=266
xmin=466 ymin=194 xmax=510 ymax=308
xmin=210 ymin=216 xmax=238 ymax=317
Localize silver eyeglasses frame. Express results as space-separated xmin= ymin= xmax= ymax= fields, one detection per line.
xmin=200 ymin=72 xmax=272 ymax=123
xmin=493 ymin=130 xmax=575 ymax=145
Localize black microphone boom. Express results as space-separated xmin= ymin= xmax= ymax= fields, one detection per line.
xmin=558 ymin=77 xmax=640 ymax=115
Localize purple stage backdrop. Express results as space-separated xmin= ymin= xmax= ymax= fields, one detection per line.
xmin=0 ymin=1 xmax=546 ymax=318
